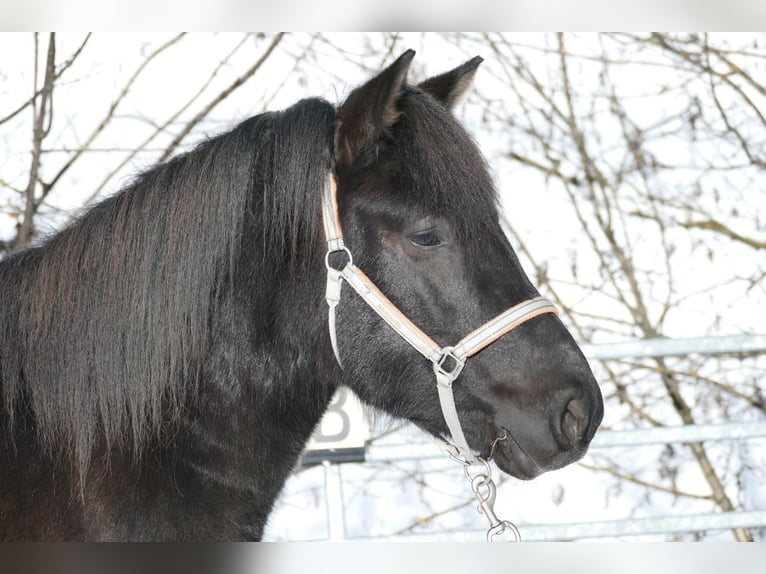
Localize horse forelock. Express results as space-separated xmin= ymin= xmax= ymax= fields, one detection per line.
xmin=394 ymin=89 xmax=500 ymax=245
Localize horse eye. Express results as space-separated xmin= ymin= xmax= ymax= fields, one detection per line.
xmin=410 ymin=229 xmax=442 ymax=249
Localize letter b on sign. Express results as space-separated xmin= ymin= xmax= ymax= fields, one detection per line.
xmin=305 ymin=386 xmax=368 ymax=452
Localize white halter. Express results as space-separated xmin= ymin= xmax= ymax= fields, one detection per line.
xmin=321 ymin=173 xmax=558 ymax=466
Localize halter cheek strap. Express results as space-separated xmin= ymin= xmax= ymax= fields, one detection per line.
xmin=321 ymin=173 xmax=558 ymax=465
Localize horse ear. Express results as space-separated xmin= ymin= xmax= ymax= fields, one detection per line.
xmin=419 ymin=55 xmax=483 ymax=110
xmin=335 ymin=49 xmax=415 ymax=170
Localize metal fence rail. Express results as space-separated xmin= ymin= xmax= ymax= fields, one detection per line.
xmin=368 ymin=510 xmax=766 ymax=542
xmin=364 ymin=420 xmax=766 ymax=463
xmin=580 ymin=333 xmax=766 ymax=360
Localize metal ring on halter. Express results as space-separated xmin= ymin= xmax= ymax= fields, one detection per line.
xmin=464 ymin=457 xmax=492 ymax=484
xmin=324 ymin=246 xmax=353 ymax=272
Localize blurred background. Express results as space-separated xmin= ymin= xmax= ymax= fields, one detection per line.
xmin=1 ymin=32 xmax=764 ymax=541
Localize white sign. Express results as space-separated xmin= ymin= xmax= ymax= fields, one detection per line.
xmin=304 ymin=386 xmax=370 ymax=453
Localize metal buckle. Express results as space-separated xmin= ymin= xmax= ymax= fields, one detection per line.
xmin=433 ymin=346 xmax=466 ymax=385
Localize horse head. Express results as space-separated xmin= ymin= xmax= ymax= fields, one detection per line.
xmin=330 ymin=51 xmax=603 ymax=479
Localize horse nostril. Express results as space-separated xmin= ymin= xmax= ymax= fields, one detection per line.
xmin=562 ymin=398 xmax=588 ymax=445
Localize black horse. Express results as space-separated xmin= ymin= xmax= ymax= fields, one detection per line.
xmin=0 ymin=51 xmax=602 ymax=541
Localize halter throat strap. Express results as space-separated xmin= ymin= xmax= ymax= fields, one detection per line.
xmin=321 ymin=173 xmax=558 ymax=464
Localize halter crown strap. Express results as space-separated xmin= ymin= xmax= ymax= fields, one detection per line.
xmin=322 ymin=175 xmax=345 ymax=251
xmin=321 ymin=172 xmax=558 ymax=464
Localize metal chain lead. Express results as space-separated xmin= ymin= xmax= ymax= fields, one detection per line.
xmin=459 ymin=457 xmax=521 ymax=542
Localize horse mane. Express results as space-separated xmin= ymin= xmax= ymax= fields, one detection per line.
xmin=0 ymin=97 xmax=335 ymax=473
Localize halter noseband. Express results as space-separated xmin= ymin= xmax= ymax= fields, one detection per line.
xmin=321 ymin=173 xmax=557 ymax=540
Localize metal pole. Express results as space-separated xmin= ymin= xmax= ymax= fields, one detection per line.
xmin=322 ymin=460 xmax=346 ymax=541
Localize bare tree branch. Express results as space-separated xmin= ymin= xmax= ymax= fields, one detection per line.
xmin=0 ymin=33 xmax=90 ymax=128
xmin=39 ymin=33 xmax=186 ymax=207
xmin=157 ymin=32 xmax=285 ymax=163
xmin=13 ymin=33 xmax=56 ymax=252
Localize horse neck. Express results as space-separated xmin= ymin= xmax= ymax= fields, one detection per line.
xmin=169 ymin=267 xmax=338 ymax=521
